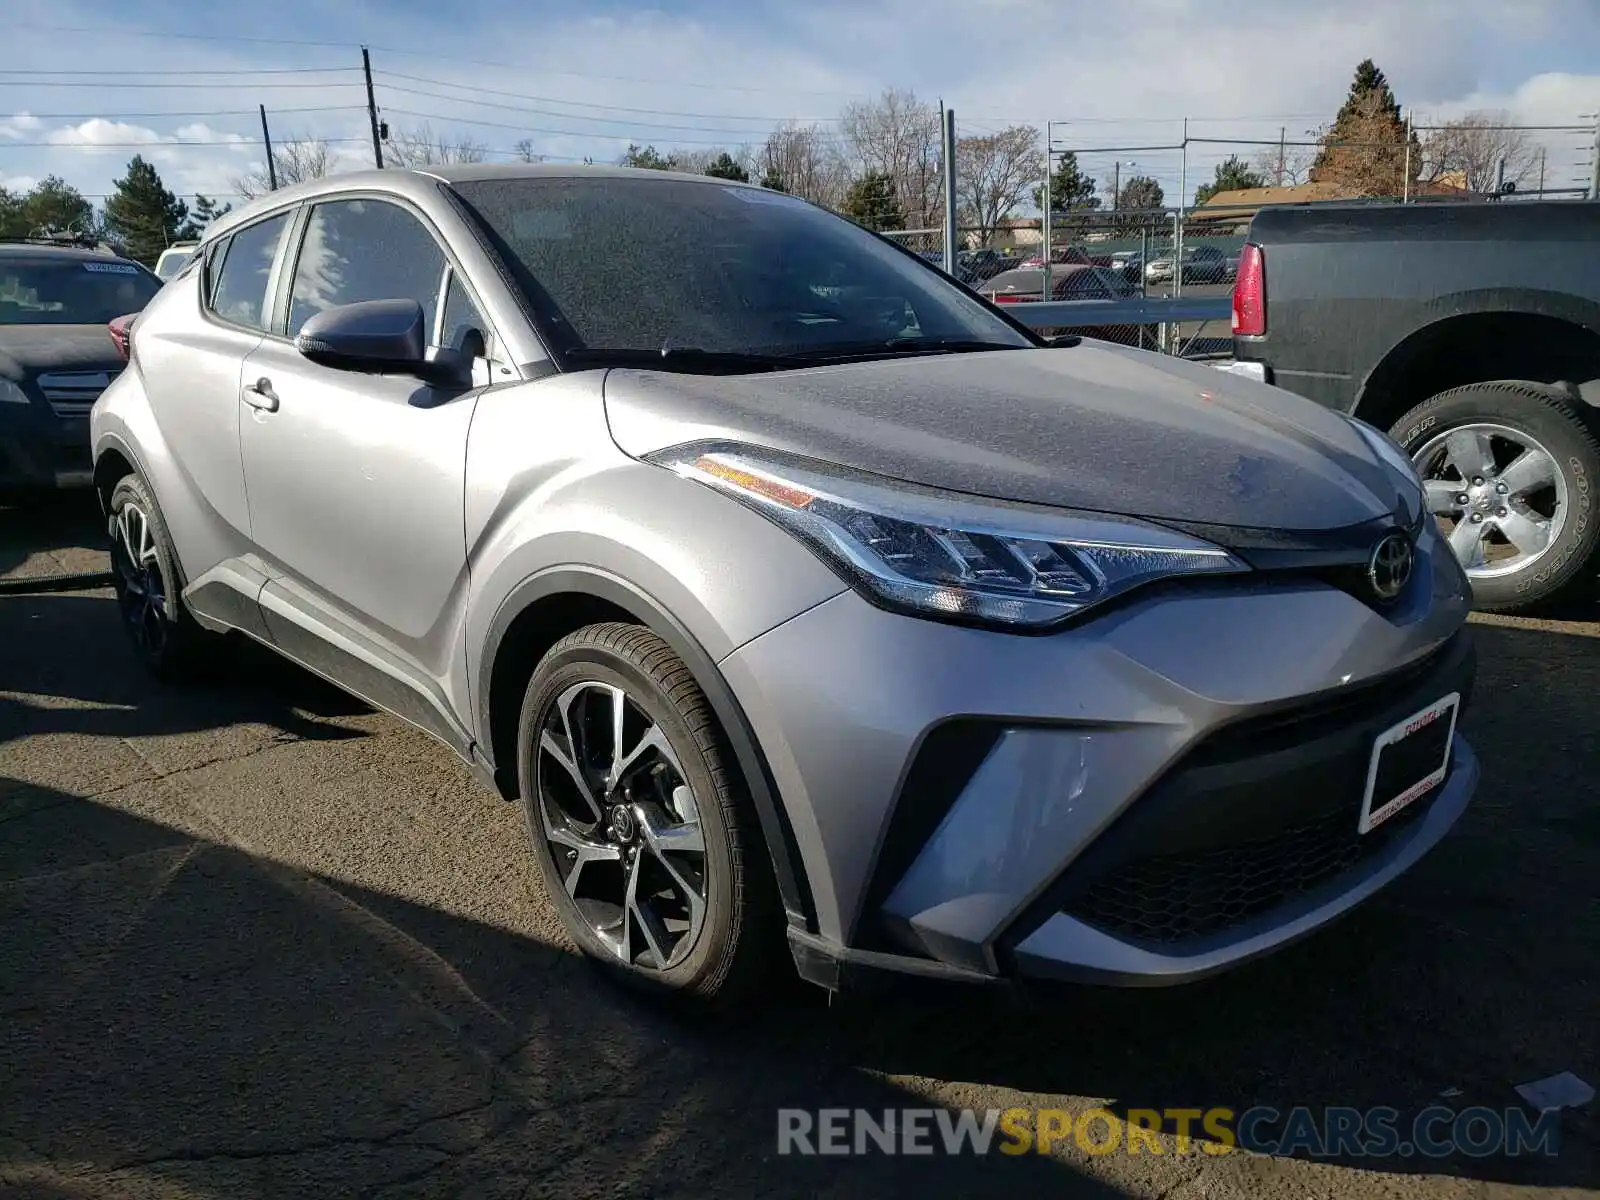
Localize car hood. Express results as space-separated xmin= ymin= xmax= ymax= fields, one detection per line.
xmin=602 ymin=343 xmax=1418 ymax=533
xmin=0 ymin=325 xmax=124 ymax=381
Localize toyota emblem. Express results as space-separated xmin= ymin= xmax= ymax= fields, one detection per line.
xmin=1368 ymin=531 xmax=1414 ymax=602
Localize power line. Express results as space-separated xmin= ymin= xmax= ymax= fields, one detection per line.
xmin=0 ymin=79 xmax=364 ymax=89
xmin=5 ymin=22 xmax=871 ymax=98
xmin=377 ymin=89 xmax=814 ymax=137
xmin=3 ymin=105 xmax=369 ymax=119
xmin=373 ymin=71 xmax=842 ymax=123
xmin=0 ymin=67 xmax=358 ymax=77
xmin=381 ymin=108 xmax=780 ymax=146
xmin=0 ymin=136 xmax=370 ymax=148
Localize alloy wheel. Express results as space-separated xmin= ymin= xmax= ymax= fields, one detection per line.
xmin=1412 ymin=422 xmax=1568 ymax=579
xmin=534 ymin=680 xmax=708 ymax=971
xmin=109 ymin=501 xmax=169 ymax=657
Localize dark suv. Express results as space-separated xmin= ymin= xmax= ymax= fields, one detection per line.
xmin=0 ymin=237 xmax=162 ymax=497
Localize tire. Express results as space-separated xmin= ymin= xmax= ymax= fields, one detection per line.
xmin=105 ymin=473 xmax=212 ymax=678
xmin=515 ymin=622 xmax=779 ymax=1005
xmin=1391 ymin=381 xmax=1600 ymax=611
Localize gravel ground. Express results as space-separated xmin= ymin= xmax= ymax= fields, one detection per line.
xmin=1 ymin=498 xmax=1596 ymax=1199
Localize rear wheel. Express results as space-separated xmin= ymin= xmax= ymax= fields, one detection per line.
xmin=515 ymin=622 xmax=779 ymax=1004
xmin=106 ymin=474 xmax=211 ymax=678
xmin=1391 ymin=382 xmax=1600 ymax=611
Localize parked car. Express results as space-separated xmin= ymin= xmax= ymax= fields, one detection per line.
xmin=955 ymin=248 xmax=1018 ymax=286
xmin=1020 ymin=245 xmax=1091 ymax=269
xmin=979 ymin=264 xmax=1156 ymax=347
xmin=0 ymin=235 xmax=162 ymax=498
xmin=153 ymin=243 xmax=199 ymax=282
xmin=1146 ymin=243 xmax=1233 ymax=286
xmin=93 ymin=165 xmax=1478 ymax=1003
xmin=1230 ymin=199 xmax=1600 ymax=611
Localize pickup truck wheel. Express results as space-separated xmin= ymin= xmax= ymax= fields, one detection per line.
xmin=1392 ymin=382 xmax=1600 ymax=611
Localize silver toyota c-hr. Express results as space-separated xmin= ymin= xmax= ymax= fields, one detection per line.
xmin=91 ymin=165 xmax=1479 ymax=1002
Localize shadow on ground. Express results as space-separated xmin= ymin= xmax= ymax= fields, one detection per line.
xmin=1 ymin=590 xmax=1596 ymax=1197
xmin=0 ymin=494 xmax=109 ymax=586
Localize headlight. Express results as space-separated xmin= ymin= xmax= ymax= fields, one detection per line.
xmin=0 ymin=379 xmax=29 ymax=405
xmin=652 ymin=444 xmax=1247 ymax=630
xmin=1351 ymin=418 xmax=1424 ymax=493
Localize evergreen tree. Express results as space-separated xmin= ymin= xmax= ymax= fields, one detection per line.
xmin=103 ymin=156 xmax=190 ymax=266
xmin=11 ymin=176 xmax=97 ymax=239
xmin=1311 ymin=60 xmax=1418 ymax=196
xmin=841 ymin=171 xmax=904 ymax=231
xmin=759 ymin=167 xmax=787 ymax=192
xmin=1193 ymin=156 xmax=1266 ymax=205
xmin=619 ymin=143 xmax=679 ymax=171
xmin=702 ymin=152 xmax=749 ymax=182
xmin=1032 ymin=151 xmax=1099 ymax=212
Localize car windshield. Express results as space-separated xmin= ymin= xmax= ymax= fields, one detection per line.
xmin=450 ymin=176 xmax=1034 ymax=369
xmin=0 ymin=259 xmax=162 ymax=325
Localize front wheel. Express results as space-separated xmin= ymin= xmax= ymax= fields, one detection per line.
xmin=515 ymin=623 xmax=779 ymax=1004
xmin=1391 ymin=382 xmax=1600 ymax=611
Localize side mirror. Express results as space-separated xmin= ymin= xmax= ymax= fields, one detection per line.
xmin=295 ymin=298 xmax=467 ymax=387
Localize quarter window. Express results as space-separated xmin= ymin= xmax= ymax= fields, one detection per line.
xmin=440 ymin=272 xmax=488 ymax=356
xmin=207 ymin=212 xmax=290 ymax=331
xmin=288 ymin=199 xmax=445 ymax=336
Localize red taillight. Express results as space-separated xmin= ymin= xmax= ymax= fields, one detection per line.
xmin=108 ymin=313 xmax=135 ymax=362
xmin=1232 ymin=244 xmax=1265 ymax=337
xmin=992 ymin=293 xmax=1036 ymax=304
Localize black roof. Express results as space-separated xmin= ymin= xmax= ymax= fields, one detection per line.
xmin=0 ymin=237 xmax=147 ymax=269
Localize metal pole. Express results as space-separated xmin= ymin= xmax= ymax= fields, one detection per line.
xmin=259 ymin=105 xmax=278 ymax=192
xmin=1174 ymin=118 xmax=1188 ymax=308
xmin=363 ymin=46 xmax=385 ymax=169
xmin=1402 ymin=112 xmax=1412 ymax=204
xmin=1538 ymin=147 xmax=1547 ymax=197
xmin=1277 ymin=126 xmax=1286 ymax=185
xmin=1495 ymin=156 xmax=1507 ymax=198
xmin=1591 ymin=114 xmax=1600 ymax=200
xmin=1040 ymin=122 xmax=1052 ymax=300
xmin=1112 ymin=160 xmax=1121 ymax=212
xmin=942 ymin=107 xmax=957 ymax=278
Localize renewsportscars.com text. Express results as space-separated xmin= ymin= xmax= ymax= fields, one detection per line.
xmin=776 ymin=1105 xmax=1562 ymax=1159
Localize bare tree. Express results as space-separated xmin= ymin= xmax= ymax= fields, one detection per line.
xmin=1252 ymin=137 xmax=1316 ymax=187
xmin=1419 ymin=110 xmax=1540 ymax=194
xmin=384 ymin=122 xmax=488 ymax=168
xmin=955 ymin=125 xmax=1042 ymax=242
xmin=840 ymin=88 xmax=943 ymax=227
xmin=232 ymin=135 xmax=335 ymax=200
xmin=513 ymin=138 xmax=545 ymax=164
xmin=758 ymin=122 xmax=848 ymax=209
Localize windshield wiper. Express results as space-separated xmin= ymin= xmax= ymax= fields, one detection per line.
xmin=776 ymin=337 xmax=1027 ymax=365
xmin=562 ymin=346 xmax=795 ymax=374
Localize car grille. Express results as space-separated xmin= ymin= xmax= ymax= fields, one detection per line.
xmin=37 ymin=370 xmax=116 ymax=419
xmin=1062 ymin=802 xmax=1426 ymax=944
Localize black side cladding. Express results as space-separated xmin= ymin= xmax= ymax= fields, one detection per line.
xmin=854 ymin=719 xmax=1003 ymax=951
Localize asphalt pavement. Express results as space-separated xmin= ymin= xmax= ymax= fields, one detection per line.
xmin=1 ymin=498 xmax=1596 ymax=1199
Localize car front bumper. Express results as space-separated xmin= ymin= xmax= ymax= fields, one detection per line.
xmin=719 ymin=522 xmax=1476 ymax=987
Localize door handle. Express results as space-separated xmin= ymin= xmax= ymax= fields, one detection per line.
xmin=242 ymin=377 xmax=278 ymax=412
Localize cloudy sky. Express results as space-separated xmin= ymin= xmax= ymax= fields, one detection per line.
xmin=3 ymin=0 xmax=1599 ymax=213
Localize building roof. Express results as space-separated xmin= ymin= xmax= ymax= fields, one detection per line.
xmin=1193 ymin=176 xmax=1477 ymax=222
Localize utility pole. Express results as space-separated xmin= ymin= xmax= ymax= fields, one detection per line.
xmin=362 ymin=46 xmax=384 ymax=169
xmin=942 ymin=108 xmax=958 ymax=280
xmin=1538 ymin=146 xmax=1547 ymax=197
xmin=1402 ymin=111 xmax=1412 ymax=204
xmin=1495 ymin=156 xmax=1507 ymax=199
xmin=1040 ymin=122 xmax=1052 ymax=300
xmin=1591 ymin=113 xmax=1600 ymax=200
xmin=1277 ymin=126 xmax=1287 ymax=186
xmin=1112 ymin=160 xmax=1121 ymax=212
xmin=259 ymin=105 xmax=278 ymax=191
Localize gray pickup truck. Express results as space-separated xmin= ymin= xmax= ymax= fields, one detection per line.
xmin=1230 ymin=200 xmax=1600 ymax=611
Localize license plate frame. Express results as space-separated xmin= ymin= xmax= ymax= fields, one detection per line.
xmin=1359 ymin=692 xmax=1461 ymax=835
